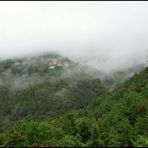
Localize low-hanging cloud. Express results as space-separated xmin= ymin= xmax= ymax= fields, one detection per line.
xmin=0 ymin=1 xmax=148 ymax=73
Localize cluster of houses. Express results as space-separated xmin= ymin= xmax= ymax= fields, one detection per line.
xmin=48 ymin=57 xmax=75 ymax=69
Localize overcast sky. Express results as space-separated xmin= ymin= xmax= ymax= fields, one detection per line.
xmin=0 ymin=1 xmax=148 ymax=72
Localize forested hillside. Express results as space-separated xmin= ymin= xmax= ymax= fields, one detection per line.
xmin=0 ymin=54 xmax=106 ymax=129
xmin=0 ymin=54 xmax=147 ymax=147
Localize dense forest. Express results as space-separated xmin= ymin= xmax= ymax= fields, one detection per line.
xmin=0 ymin=53 xmax=147 ymax=147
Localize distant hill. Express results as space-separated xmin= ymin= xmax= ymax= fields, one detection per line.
xmin=0 ymin=53 xmax=106 ymax=129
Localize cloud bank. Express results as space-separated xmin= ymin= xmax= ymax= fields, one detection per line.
xmin=0 ymin=1 xmax=148 ymax=73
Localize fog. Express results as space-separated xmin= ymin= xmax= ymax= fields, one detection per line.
xmin=0 ymin=1 xmax=148 ymax=73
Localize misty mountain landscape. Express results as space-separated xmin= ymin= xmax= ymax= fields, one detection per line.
xmin=0 ymin=1 xmax=148 ymax=147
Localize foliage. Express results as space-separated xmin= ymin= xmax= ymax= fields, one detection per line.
xmin=0 ymin=55 xmax=148 ymax=147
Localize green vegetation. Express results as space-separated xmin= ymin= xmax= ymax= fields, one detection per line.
xmin=0 ymin=54 xmax=147 ymax=147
